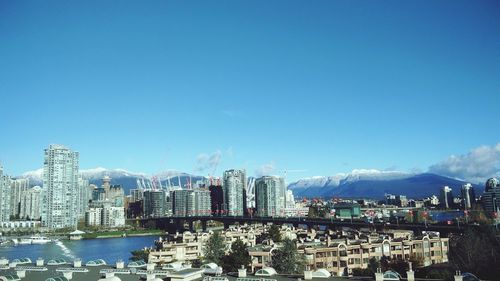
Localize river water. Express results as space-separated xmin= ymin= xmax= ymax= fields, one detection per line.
xmin=0 ymin=236 xmax=158 ymax=264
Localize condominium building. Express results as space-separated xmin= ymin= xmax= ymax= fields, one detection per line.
xmin=209 ymin=184 xmax=224 ymax=215
xmin=223 ymin=169 xmax=246 ymax=216
xmin=248 ymin=229 xmax=449 ymax=276
xmin=255 ymin=176 xmax=286 ymax=217
xmin=143 ymin=190 xmax=166 ymax=218
xmin=10 ymin=178 xmax=29 ymax=217
xmin=19 ymin=186 xmax=42 ymax=220
xmin=483 ymin=178 xmax=500 ymax=214
xmin=172 ymin=189 xmax=211 ymax=217
xmin=461 ymin=183 xmax=475 ymax=209
xmin=41 ymin=144 xmax=80 ymax=229
xmin=440 ymin=186 xmax=453 ymax=209
xmin=77 ymin=177 xmax=92 ymax=219
xmin=0 ymin=166 xmax=11 ymax=222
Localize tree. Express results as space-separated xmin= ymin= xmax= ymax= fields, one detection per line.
xmin=271 ymin=238 xmax=305 ymax=274
xmin=449 ymin=225 xmax=500 ymax=280
xmin=203 ymin=231 xmax=226 ymax=265
xmin=269 ymin=224 xmax=282 ymax=242
xmin=222 ymin=239 xmax=252 ymax=272
xmin=368 ymin=257 xmax=380 ymax=274
xmin=130 ymin=249 xmax=149 ymax=261
xmin=191 ymin=259 xmax=202 ymax=268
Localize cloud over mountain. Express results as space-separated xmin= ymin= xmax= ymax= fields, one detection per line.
xmin=429 ymin=143 xmax=500 ymax=183
xmin=195 ymin=150 xmax=222 ymax=173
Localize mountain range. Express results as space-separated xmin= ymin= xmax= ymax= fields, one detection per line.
xmin=288 ymin=169 xmax=483 ymax=199
xmin=17 ymin=168 xmax=483 ymax=199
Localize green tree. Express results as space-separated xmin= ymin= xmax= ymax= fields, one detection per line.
xmin=191 ymin=259 xmax=202 ymax=268
xmin=271 ymin=238 xmax=305 ymax=274
xmin=269 ymin=224 xmax=282 ymax=242
xmin=203 ymin=231 xmax=226 ymax=265
xmin=130 ymin=249 xmax=149 ymax=261
xmin=222 ymin=239 xmax=252 ymax=272
xmin=368 ymin=257 xmax=380 ymax=273
xmin=449 ymin=225 xmax=500 ymax=280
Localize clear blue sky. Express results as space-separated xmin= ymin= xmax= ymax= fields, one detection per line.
xmin=1 ymin=0 xmax=499 ymax=181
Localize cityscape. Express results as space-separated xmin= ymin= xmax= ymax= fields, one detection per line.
xmin=1 ymin=1 xmax=500 ymax=281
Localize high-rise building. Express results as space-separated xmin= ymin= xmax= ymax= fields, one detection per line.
xmin=482 ymin=178 xmax=500 ymax=215
xmin=41 ymin=144 xmax=80 ymax=229
xmin=0 ymin=166 xmax=11 ymax=222
xmin=172 ymin=189 xmax=211 ymax=217
xmin=10 ymin=179 xmax=29 ymax=218
xmin=84 ymin=177 xmax=126 ymax=227
xmin=130 ymin=188 xmax=145 ymax=203
xmin=440 ymin=186 xmax=453 ymax=209
xmin=223 ymin=169 xmax=246 ymax=216
xmin=285 ymin=190 xmax=295 ymax=208
xmin=255 ymin=176 xmax=286 ymax=217
xmin=209 ymin=184 xmax=224 ymax=215
xmin=20 ymin=186 xmax=42 ymax=220
xmin=77 ymin=177 xmax=91 ymax=219
xmin=460 ymin=183 xmax=475 ymax=209
xmin=143 ymin=190 xmax=166 ymax=218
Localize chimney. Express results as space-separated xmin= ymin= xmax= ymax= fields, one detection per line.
xmin=116 ymin=259 xmax=124 ymax=269
xmin=73 ymin=258 xmax=81 ymax=268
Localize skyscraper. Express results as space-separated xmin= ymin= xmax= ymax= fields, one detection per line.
xmin=20 ymin=186 xmax=42 ymax=220
xmin=209 ymin=184 xmax=224 ymax=216
xmin=10 ymin=178 xmax=29 ymax=218
xmin=440 ymin=186 xmax=453 ymax=209
xmin=143 ymin=190 xmax=166 ymax=218
xmin=0 ymin=166 xmax=11 ymax=222
xmin=223 ymin=169 xmax=246 ymax=216
xmin=482 ymin=178 xmax=500 ymax=215
xmin=77 ymin=177 xmax=91 ymax=219
xmin=41 ymin=144 xmax=80 ymax=229
xmin=255 ymin=176 xmax=286 ymax=217
xmin=461 ymin=183 xmax=475 ymax=209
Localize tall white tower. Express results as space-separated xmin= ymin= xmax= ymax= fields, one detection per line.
xmin=0 ymin=166 xmax=11 ymax=222
xmin=41 ymin=144 xmax=79 ymax=229
xmin=223 ymin=169 xmax=246 ymax=216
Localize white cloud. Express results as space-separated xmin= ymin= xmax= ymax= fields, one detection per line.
xmin=429 ymin=143 xmax=500 ymax=183
xmin=255 ymin=162 xmax=276 ymax=177
xmin=195 ymin=150 xmax=222 ymax=174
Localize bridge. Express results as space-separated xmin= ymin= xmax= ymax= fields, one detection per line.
xmin=129 ymin=215 xmax=477 ymax=235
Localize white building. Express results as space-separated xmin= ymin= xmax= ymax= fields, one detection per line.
xmin=41 ymin=144 xmax=80 ymax=229
xmin=102 ymin=205 xmax=126 ymax=227
xmin=20 ymin=186 xmax=42 ymax=220
xmin=0 ymin=166 xmax=11 ymax=222
xmin=10 ymin=178 xmax=29 ymax=217
xmin=285 ymin=190 xmax=295 ymax=208
xmin=85 ymin=207 xmax=102 ymax=227
xmin=223 ymin=169 xmax=246 ymax=216
xmin=255 ymin=176 xmax=286 ymax=217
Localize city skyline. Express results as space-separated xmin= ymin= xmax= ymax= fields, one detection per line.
xmin=1 ymin=1 xmax=499 ymax=183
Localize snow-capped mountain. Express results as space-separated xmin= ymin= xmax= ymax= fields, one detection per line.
xmin=17 ymin=167 xmax=205 ymax=195
xmin=288 ymin=169 xmax=481 ymax=199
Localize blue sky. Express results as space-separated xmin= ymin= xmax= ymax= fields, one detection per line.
xmin=1 ymin=0 xmax=499 ymax=182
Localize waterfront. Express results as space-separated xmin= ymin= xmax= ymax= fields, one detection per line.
xmin=0 ymin=235 xmax=158 ymax=263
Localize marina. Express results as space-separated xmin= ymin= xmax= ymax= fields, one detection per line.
xmin=0 ymin=236 xmax=158 ymax=264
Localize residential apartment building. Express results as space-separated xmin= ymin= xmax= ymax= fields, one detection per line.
xmin=0 ymin=166 xmax=11 ymax=222
xmin=255 ymin=176 xmax=286 ymax=217
xmin=10 ymin=178 xmax=29 ymax=217
xmin=41 ymin=144 xmax=80 ymax=229
xmin=223 ymin=169 xmax=246 ymax=216
xmin=19 ymin=186 xmax=42 ymax=220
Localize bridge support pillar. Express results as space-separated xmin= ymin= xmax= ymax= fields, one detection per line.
xmin=201 ymin=220 xmax=207 ymax=232
xmin=188 ymin=220 xmax=194 ymax=232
